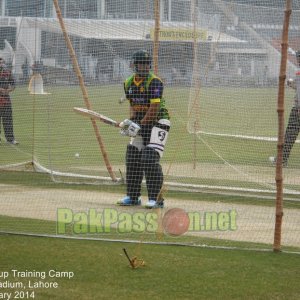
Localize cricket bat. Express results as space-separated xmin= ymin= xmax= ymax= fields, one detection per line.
xmin=73 ymin=107 xmax=121 ymax=128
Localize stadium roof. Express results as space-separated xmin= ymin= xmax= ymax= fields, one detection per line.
xmin=24 ymin=17 xmax=246 ymax=43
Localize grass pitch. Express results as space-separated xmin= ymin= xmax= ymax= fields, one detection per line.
xmin=1 ymin=233 xmax=300 ymax=300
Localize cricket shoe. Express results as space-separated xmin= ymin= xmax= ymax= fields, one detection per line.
xmin=268 ymin=156 xmax=287 ymax=167
xmin=269 ymin=156 xmax=276 ymax=165
xmin=145 ymin=199 xmax=164 ymax=209
xmin=117 ymin=196 xmax=141 ymax=206
xmin=7 ymin=140 xmax=19 ymax=145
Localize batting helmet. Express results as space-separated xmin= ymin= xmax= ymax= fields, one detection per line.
xmin=132 ymin=50 xmax=152 ymax=77
xmin=132 ymin=50 xmax=152 ymax=66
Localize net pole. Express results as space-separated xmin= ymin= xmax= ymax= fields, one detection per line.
xmin=191 ymin=0 xmax=201 ymax=169
xmin=273 ymin=0 xmax=292 ymax=252
xmin=153 ymin=0 xmax=160 ymax=74
xmin=52 ymin=0 xmax=117 ymax=181
xmin=153 ymin=0 xmax=171 ymax=203
xmin=153 ymin=0 xmax=164 ymax=202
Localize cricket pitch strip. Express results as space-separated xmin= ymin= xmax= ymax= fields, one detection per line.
xmin=0 ymin=184 xmax=299 ymax=248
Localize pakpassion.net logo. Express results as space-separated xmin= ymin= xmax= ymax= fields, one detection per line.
xmin=57 ymin=208 xmax=237 ymax=236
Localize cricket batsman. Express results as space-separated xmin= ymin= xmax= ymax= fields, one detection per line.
xmin=117 ymin=50 xmax=170 ymax=208
xmin=270 ymin=50 xmax=300 ymax=166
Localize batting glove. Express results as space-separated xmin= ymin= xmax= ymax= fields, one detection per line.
xmin=119 ymin=119 xmax=141 ymax=137
xmin=127 ymin=122 xmax=141 ymax=137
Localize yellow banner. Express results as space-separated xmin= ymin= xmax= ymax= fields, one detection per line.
xmin=150 ymin=28 xmax=207 ymax=41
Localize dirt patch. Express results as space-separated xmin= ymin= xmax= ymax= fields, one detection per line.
xmin=0 ymin=184 xmax=299 ymax=247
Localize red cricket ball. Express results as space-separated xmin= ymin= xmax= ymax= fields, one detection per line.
xmin=162 ymin=208 xmax=190 ymax=236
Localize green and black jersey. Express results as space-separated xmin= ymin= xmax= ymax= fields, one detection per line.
xmin=124 ymin=71 xmax=169 ymax=123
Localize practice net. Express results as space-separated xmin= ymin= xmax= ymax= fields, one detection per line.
xmin=0 ymin=0 xmax=299 ymax=250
